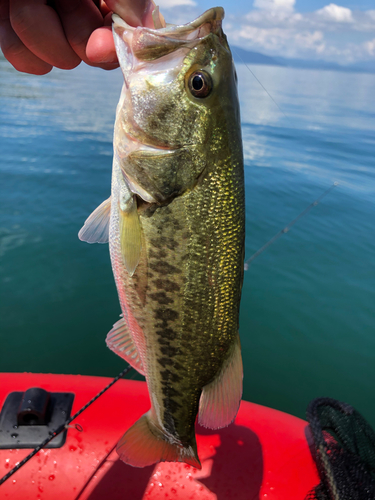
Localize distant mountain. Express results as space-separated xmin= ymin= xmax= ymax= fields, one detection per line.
xmin=274 ymin=56 xmax=375 ymax=74
xmin=231 ymin=47 xmax=283 ymax=67
xmin=274 ymin=56 xmax=345 ymax=72
xmin=348 ymin=60 xmax=375 ymax=74
xmin=231 ymin=46 xmax=375 ymax=74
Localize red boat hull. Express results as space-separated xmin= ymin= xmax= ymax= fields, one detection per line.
xmin=0 ymin=373 xmax=319 ymax=499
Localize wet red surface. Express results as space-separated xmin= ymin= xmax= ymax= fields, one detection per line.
xmin=0 ymin=373 xmax=319 ymax=499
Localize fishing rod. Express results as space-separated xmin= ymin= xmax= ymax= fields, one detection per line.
xmin=244 ymin=182 xmax=338 ymax=270
xmin=0 ymin=365 xmax=133 ymax=486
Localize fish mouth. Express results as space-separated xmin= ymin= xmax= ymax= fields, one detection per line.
xmin=112 ymin=7 xmax=228 ymax=63
xmin=113 ymin=7 xmax=225 ymax=40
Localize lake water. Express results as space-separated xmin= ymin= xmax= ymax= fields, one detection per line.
xmin=0 ymin=54 xmax=374 ymax=428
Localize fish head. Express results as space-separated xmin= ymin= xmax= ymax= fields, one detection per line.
xmin=113 ymin=7 xmax=241 ymax=202
xmin=113 ymin=8 xmax=239 ymax=149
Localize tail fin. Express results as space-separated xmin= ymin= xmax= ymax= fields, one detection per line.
xmin=116 ymin=411 xmax=201 ymax=469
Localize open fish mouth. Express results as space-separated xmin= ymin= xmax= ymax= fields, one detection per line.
xmin=113 ymin=7 xmax=225 ymax=41
xmin=112 ymin=7 xmax=229 ymax=67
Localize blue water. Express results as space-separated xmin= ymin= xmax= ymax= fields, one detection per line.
xmin=1 ymin=55 xmax=374 ymax=427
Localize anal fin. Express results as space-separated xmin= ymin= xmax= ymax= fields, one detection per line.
xmin=106 ymin=317 xmax=145 ymax=376
xmin=117 ymin=410 xmax=201 ymax=469
xmin=198 ymin=335 xmax=243 ymax=429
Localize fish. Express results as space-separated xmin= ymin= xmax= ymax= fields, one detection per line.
xmin=79 ymin=5 xmax=245 ymax=469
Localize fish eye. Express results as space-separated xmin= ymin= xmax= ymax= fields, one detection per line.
xmin=188 ymin=71 xmax=212 ymax=98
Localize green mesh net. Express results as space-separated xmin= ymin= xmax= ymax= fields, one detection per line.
xmin=305 ymin=398 xmax=375 ymax=500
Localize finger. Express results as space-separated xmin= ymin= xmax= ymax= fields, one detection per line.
xmin=99 ymin=1 xmax=111 ymax=18
xmin=141 ymin=1 xmax=155 ymax=29
xmin=0 ymin=1 xmax=52 ymax=74
xmin=87 ymin=0 xmax=158 ymax=68
xmin=10 ymin=0 xmax=81 ymax=70
xmin=86 ymin=14 xmax=119 ymax=70
xmin=86 ymin=25 xmax=117 ymax=64
xmin=54 ymin=0 xmax=103 ymax=65
xmin=104 ymin=0 xmax=153 ymax=27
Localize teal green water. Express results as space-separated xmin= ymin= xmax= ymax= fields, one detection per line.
xmin=1 ymin=56 xmax=374 ymax=427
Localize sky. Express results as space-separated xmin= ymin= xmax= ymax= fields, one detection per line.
xmin=157 ymin=0 xmax=375 ymax=64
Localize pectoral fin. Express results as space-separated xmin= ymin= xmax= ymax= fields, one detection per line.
xmin=119 ymin=194 xmax=142 ymax=276
xmin=78 ymin=197 xmax=111 ymax=244
xmin=198 ymin=335 xmax=243 ymax=429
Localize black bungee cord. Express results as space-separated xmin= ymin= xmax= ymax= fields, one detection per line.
xmin=0 ymin=365 xmax=133 ymax=486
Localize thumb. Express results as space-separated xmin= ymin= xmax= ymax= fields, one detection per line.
xmin=104 ymin=0 xmax=155 ymax=28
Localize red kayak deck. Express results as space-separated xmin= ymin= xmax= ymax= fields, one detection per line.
xmin=0 ymin=373 xmax=319 ymax=499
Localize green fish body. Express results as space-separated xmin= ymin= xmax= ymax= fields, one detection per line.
xmin=79 ymin=6 xmax=245 ymax=469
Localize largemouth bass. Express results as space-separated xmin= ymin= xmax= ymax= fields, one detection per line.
xmin=79 ymin=6 xmax=245 ymax=469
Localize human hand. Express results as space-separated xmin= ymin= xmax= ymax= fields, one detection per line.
xmin=0 ymin=0 xmax=154 ymax=75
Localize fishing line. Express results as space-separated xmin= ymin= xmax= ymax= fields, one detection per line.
xmin=232 ymin=47 xmax=288 ymax=119
xmin=244 ymin=182 xmax=338 ymax=270
xmin=0 ymin=365 xmax=133 ymax=487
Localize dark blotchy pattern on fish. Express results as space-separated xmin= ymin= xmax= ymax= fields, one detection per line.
xmin=124 ymin=120 xmax=244 ymax=444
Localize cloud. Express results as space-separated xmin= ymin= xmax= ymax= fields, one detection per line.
xmin=231 ymin=25 xmax=325 ymax=58
xmin=225 ymin=4 xmax=375 ymax=64
xmin=253 ymin=0 xmax=295 ymax=12
xmin=316 ymin=4 xmax=353 ymax=23
xmin=364 ymin=38 xmax=375 ymax=56
xmin=245 ymin=9 xmax=302 ymax=27
xmin=156 ymin=2 xmax=375 ymax=64
xmin=158 ymin=0 xmax=197 ymax=7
